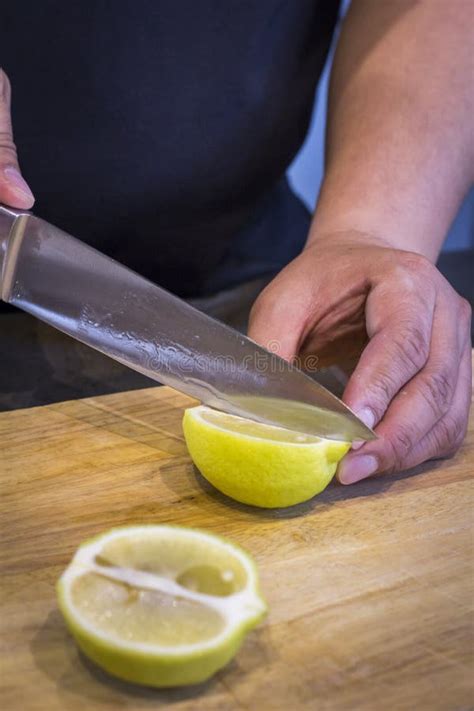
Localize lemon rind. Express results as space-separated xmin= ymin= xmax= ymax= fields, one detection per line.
xmin=58 ymin=525 xmax=267 ymax=659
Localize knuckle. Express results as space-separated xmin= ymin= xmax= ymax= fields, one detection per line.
xmin=0 ymin=134 xmax=17 ymax=154
xmin=415 ymin=368 xmax=455 ymax=418
xmin=432 ymin=415 xmax=467 ymax=458
xmin=0 ymin=68 xmax=11 ymax=97
xmin=367 ymin=370 xmax=400 ymax=418
xmin=0 ymin=141 xmax=18 ymax=166
xmin=400 ymin=251 xmax=432 ymax=276
xmin=363 ymin=322 xmax=429 ymax=422
xmin=382 ymin=424 xmax=415 ymax=472
xmin=393 ymin=321 xmax=430 ymax=372
xmin=389 ymin=264 xmax=419 ymax=295
xmin=388 ymin=254 xmax=437 ymax=306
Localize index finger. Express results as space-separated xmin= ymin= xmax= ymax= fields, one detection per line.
xmin=342 ymin=279 xmax=436 ymax=427
xmin=338 ymin=292 xmax=466 ymax=482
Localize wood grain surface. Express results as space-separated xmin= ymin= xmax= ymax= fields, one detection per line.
xmin=1 ymin=362 xmax=473 ymax=711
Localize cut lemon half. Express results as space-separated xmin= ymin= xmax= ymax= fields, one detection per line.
xmin=183 ymin=405 xmax=350 ymax=508
xmin=57 ymin=525 xmax=266 ymax=687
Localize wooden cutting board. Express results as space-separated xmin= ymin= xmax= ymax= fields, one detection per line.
xmin=1 ymin=363 xmax=473 ymax=711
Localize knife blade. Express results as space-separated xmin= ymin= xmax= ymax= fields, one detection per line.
xmin=0 ymin=206 xmax=375 ymax=441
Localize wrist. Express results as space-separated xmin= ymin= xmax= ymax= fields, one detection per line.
xmin=304 ymin=227 xmax=392 ymax=257
xmin=307 ymin=171 xmax=446 ymax=263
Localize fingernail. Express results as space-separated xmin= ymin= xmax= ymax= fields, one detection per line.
xmin=4 ymin=167 xmax=34 ymax=200
xmin=354 ymin=406 xmax=376 ymax=430
xmin=338 ymin=454 xmax=378 ymax=485
xmin=350 ymin=407 xmax=376 ymax=450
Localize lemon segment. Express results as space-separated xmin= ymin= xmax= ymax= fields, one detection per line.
xmin=57 ymin=525 xmax=266 ymax=687
xmin=183 ymin=406 xmax=350 ymax=508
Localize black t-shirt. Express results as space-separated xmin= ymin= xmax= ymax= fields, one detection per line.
xmin=2 ymin=1 xmax=339 ymax=298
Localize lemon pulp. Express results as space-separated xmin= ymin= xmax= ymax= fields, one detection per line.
xmin=57 ymin=525 xmax=266 ymax=687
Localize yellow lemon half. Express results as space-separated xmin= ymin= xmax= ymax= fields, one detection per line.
xmin=183 ymin=405 xmax=350 ymax=508
xmin=57 ymin=525 xmax=266 ymax=687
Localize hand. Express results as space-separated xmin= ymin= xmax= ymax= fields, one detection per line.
xmin=0 ymin=69 xmax=34 ymax=208
xmin=248 ymin=231 xmax=472 ymax=484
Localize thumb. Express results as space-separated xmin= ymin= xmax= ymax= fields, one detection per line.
xmin=248 ymin=274 xmax=307 ymax=361
xmin=0 ymin=69 xmax=34 ymax=209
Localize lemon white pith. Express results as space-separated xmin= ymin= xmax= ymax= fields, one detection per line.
xmin=57 ymin=525 xmax=266 ymax=687
xmin=183 ymin=405 xmax=350 ymax=508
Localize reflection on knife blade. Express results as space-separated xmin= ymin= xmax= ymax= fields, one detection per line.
xmin=0 ymin=207 xmax=376 ymax=442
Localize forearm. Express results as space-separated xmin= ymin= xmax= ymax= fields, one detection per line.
xmin=309 ymin=0 xmax=474 ymax=261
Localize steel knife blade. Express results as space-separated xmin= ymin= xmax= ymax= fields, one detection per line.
xmin=0 ymin=206 xmax=375 ymax=441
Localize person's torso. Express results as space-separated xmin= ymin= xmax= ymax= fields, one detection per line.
xmin=3 ymin=1 xmax=339 ymax=296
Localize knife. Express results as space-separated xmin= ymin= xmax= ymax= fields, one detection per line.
xmin=0 ymin=205 xmax=375 ymax=442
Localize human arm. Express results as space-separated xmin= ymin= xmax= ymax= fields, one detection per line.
xmin=248 ymin=0 xmax=473 ymax=483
